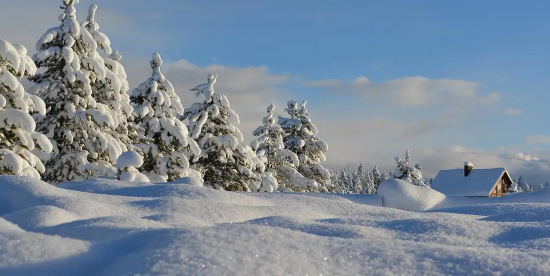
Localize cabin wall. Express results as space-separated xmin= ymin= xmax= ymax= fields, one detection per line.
xmin=489 ymin=177 xmax=511 ymax=197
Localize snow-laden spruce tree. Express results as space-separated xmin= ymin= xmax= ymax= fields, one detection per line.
xmin=183 ymin=73 xmax=261 ymax=191
xmin=252 ymin=104 xmax=312 ymax=192
xmin=131 ymin=53 xmax=201 ymax=182
xmin=394 ymin=149 xmax=425 ymax=186
xmin=278 ymin=100 xmax=331 ymax=191
xmin=29 ymin=0 xmax=123 ymax=183
xmin=337 ymin=166 xmax=353 ymax=194
xmin=351 ymin=163 xmax=368 ymax=193
xmin=0 ymin=39 xmax=53 ymax=178
xmin=81 ymin=4 xmax=143 ymax=152
xmin=371 ymin=165 xmax=389 ymax=192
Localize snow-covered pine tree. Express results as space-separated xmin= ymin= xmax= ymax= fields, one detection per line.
xmin=81 ymin=4 xmax=143 ymax=153
xmin=29 ymin=0 xmax=123 ymax=183
xmin=338 ymin=169 xmax=351 ymax=194
xmin=278 ymin=100 xmax=331 ymax=192
xmin=251 ymin=104 xmax=306 ymax=191
xmin=393 ymin=149 xmax=425 ymax=186
xmin=515 ymin=175 xmax=531 ymax=192
xmin=329 ymin=168 xmax=341 ymax=192
xmin=351 ymin=163 xmax=368 ymax=193
xmin=130 ymin=53 xmax=200 ymax=182
xmin=0 ymin=39 xmax=53 ymax=178
xmin=183 ymin=73 xmax=261 ymax=191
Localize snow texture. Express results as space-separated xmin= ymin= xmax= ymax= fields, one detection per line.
xmin=2 ymin=176 xmax=550 ymax=275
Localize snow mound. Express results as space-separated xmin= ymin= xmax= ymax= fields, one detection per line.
xmin=167 ymin=176 xmax=204 ymax=187
xmin=378 ymin=179 xmax=446 ymax=211
xmin=2 ymin=205 xmax=81 ymax=229
xmin=116 ymin=151 xmax=143 ymax=169
xmin=0 ymin=218 xmax=90 ymax=269
xmin=3 ymin=176 xmax=550 ymax=275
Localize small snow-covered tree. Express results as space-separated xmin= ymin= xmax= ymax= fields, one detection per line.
xmin=278 ymin=100 xmax=331 ymax=191
xmin=29 ymin=0 xmax=123 ymax=183
xmin=351 ymin=163 xmax=368 ymax=193
xmin=335 ymin=164 xmax=354 ymax=194
xmin=116 ymin=151 xmax=149 ymax=182
xmin=0 ymin=39 xmax=53 ymax=178
xmin=81 ymin=4 xmax=143 ymax=152
xmin=251 ymin=104 xmax=307 ymax=191
xmin=130 ymin=53 xmax=200 ymax=182
xmin=394 ymin=150 xmax=425 ymax=186
xmin=183 ymin=74 xmax=260 ymax=191
xmin=515 ymin=175 xmax=532 ymax=192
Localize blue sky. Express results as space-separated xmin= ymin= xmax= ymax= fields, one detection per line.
xmin=2 ymin=0 xmax=550 ymax=182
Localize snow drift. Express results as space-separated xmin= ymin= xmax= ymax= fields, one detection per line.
xmin=378 ymin=178 xmax=550 ymax=211
xmin=2 ymin=176 xmax=550 ymax=275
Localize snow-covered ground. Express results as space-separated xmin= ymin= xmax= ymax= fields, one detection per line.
xmin=1 ymin=177 xmax=550 ymax=275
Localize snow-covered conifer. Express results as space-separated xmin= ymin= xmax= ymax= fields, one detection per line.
xmin=251 ymin=104 xmax=305 ymax=191
xmin=82 ymin=4 xmax=142 ymax=152
xmin=278 ymin=100 xmax=331 ymax=191
xmin=130 ymin=53 xmax=200 ymax=182
xmin=393 ymin=150 xmax=425 ymax=186
xmin=515 ymin=175 xmax=531 ymax=192
xmin=0 ymin=39 xmax=53 ymax=178
xmin=183 ymin=74 xmax=260 ymax=191
xmin=29 ymin=0 xmax=123 ymax=183
xmin=351 ymin=163 xmax=368 ymax=193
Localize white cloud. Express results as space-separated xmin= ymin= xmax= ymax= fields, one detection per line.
xmin=371 ymin=62 xmax=387 ymax=69
xmin=301 ymin=79 xmax=343 ymax=88
xmin=303 ymin=75 xmax=498 ymax=107
xmin=505 ymin=108 xmax=522 ymax=116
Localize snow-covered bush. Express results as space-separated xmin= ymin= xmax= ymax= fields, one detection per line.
xmin=278 ymin=100 xmax=331 ymax=191
xmin=393 ymin=150 xmax=425 ymax=186
xmin=183 ymin=73 xmax=261 ymax=191
xmin=116 ymin=151 xmax=149 ymax=182
xmin=29 ymin=0 xmax=122 ymax=183
xmin=0 ymin=39 xmax=52 ymax=178
xmin=130 ymin=53 xmax=201 ymax=182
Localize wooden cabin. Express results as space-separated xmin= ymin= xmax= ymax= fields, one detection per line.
xmin=430 ymin=162 xmax=513 ymax=197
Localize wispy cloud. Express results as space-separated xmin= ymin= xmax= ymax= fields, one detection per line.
xmin=505 ymin=108 xmax=522 ymax=116
xmin=526 ymin=135 xmax=550 ymax=145
xmin=371 ymin=62 xmax=387 ymax=69
xmin=302 ymin=75 xmax=498 ymax=107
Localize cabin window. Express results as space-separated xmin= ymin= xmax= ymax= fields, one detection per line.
xmin=496 ymin=182 xmax=501 ymax=194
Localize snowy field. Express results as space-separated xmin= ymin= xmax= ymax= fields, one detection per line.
xmin=2 ymin=177 xmax=550 ymax=276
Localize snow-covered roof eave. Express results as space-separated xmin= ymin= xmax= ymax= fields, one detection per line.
xmin=483 ymin=170 xmax=506 ymax=197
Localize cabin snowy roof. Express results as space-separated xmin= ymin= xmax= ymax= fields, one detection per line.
xmin=430 ymin=168 xmax=511 ymax=197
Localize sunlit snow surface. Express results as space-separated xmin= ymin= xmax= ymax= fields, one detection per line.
xmin=1 ymin=176 xmax=550 ymax=275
